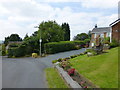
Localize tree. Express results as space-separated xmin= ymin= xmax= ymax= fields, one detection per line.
xmin=37 ymin=21 xmax=64 ymax=43
xmin=73 ymin=33 xmax=89 ymax=41
xmin=9 ymin=34 xmax=22 ymax=41
xmin=24 ymin=33 xmax=29 ymax=40
xmin=88 ymin=30 xmax=91 ymax=39
xmin=62 ymin=23 xmax=70 ymax=41
xmin=4 ymin=37 xmax=10 ymax=46
xmin=4 ymin=34 xmax=22 ymax=46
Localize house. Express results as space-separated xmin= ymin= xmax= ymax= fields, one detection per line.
xmin=6 ymin=41 xmax=23 ymax=50
xmin=109 ymin=18 xmax=120 ymax=43
xmin=90 ymin=25 xmax=111 ymax=47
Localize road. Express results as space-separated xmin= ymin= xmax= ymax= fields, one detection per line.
xmin=2 ymin=48 xmax=86 ymax=88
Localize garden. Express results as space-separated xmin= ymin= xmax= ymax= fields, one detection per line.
xmin=51 ymin=46 xmax=118 ymax=88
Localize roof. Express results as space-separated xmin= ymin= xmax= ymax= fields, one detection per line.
xmin=91 ymin=27 xmax=111 ymax=33
xmin=109 ymin=18 xmax=120 ymax=26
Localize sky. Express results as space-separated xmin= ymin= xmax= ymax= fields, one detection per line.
xmin=0 ymin=0 xmax=119 ymax=41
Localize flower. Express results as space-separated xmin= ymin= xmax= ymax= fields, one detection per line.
xmin=83 ymin=86 xmax=88 ymax=88
xmin=68 ymin=68 xmax=75 ymax=76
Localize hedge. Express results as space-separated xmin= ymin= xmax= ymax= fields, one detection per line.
xmin=8 ymin=44 xmax=26 ymax=57
xmin=44 ymin=41 xmax=85 ymax=54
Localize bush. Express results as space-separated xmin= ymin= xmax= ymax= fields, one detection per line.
xmin=59 ymin=61 xmax=72 ymax=70
xmin=57 ymin=58 xmax=63 ymax=62
xmin=84 ymin=39 xmax=90 ymax=44
xmin=32 ymin=53 xmax=38 ymax=58
xmin=70 ymin=55 xmax=78 ymax=58
xmin=8 ymin=44 xmax=26 ymax=57
xmin=110 ymin=39 xmax=119 ymax=48
xmin=44 ymin=41 xmax=84 ymax=54
xmin=52 ymin=59 xmax=58 ymax=64
xmin=0 ymin=44 xmax=6 ymax=56
xmin=68 ymin=68 xmax=75 ymax=76
xmin=86 ymin=49 xmax=97 ymax=56
xmin=103 ymin=37 xmax=110 ymax=44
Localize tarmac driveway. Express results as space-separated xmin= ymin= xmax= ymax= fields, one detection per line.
xmin=2 ymin=48 xmax=86 ymax=88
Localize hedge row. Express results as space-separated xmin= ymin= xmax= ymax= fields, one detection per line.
xmin=8 ymin=44 xmax=26 ymax=57
xmin=44 ymin=41 xmax=85 ymax=54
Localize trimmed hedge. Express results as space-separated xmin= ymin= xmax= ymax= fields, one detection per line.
xmin=8 ymin=44 xmax=26 ymax=57
xmin=44 ymin=41 xmax=85 ymax=54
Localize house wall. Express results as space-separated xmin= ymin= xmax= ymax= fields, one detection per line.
xmin=90 ymin=33 xmax=95 ymax=47
xmin=112 ymin=22 xmax=120 ymax=42
xmin=90 ymin=32 xmax=110 ymax=47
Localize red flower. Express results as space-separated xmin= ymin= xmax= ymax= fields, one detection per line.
xmin=68 ymin=68 xmax=75 ymax=76
xmin=83 ymin=86 xmax=88 ymax=88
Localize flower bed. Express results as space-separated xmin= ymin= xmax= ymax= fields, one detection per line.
xmin=53 ymin=53 xmax=99 ymax=88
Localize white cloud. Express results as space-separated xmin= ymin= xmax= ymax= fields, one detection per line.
xmin=43 ymin=0 xmax=119 ymax=9
xmin=0 ymin=0 xmax=118 ymax=40
xmin=81 ymin=0 xmax=119 ymax=9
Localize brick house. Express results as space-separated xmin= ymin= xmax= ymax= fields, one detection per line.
xmin=109 ymin=18 xmax=120 ymax=43
xmin=90 ymin=25 xmax=111 ymax=47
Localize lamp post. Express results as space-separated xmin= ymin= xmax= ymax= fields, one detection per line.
xmin=34 ymin=26 xmax=42 ymax=56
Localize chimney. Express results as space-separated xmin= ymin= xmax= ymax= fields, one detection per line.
xmin=95 ymin=24 xmax=97 ymax=28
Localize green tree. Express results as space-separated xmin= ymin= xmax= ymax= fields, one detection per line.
xmin=24 ymin=33 xmax=29 ymax=40
xmin=37 ymin=21 xmax=64 ymax=43
xmin=23 ymin=36 xmax=39 ymax=55
xmin=4 ymin=34 xmax=22 ymax=46
xmin=9 ymin=34 xmax=22 ymax=41
xmin=4 ymin=37 xmax=10 ymax=46
xmin=62 ymin=23 xmax=70 ymax=41
xmin=73 ymin=33 xmax=89 ymax=41
xmin=88 ymin=30 xmax=91 ymax=39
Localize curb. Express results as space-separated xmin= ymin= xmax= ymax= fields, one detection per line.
xmin=54 ymin=63 xmax=82 ymax=88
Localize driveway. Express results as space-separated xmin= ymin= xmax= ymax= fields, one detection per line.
xmin=2 ymin=48 xmax=86 ymax=88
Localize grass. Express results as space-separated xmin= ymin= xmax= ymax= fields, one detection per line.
xmin=45 ymin=68 xmax=68 ymax=88
xmin=69 ymin=47 xmax=118 ymax=88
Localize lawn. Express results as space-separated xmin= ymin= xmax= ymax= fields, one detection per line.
xmin=45 ymin=68 xmax=68 ymax=88
xmin=69 ymin=47 xmax=118 ymax=88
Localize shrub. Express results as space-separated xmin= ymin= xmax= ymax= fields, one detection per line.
xmin=68 ymin=68 xmax=75 ymax=76
xmin=65 ymin=57 xmax=71 ymax=60
xmin=8 ymin=44 xmax=26 ymax=57
xmin=75 ymin=45 xmax=80 ymax=50
xmin=57 ymin=58 xmax=63 ymax=62
xmin=103 ymin=37 xmax=110 ymax=44
xmin=44 ymin=41 xmax=84 ymax=54
xmin=110 ymin=39 xmax=119 ymax=48
xmin=59 ymin=61 xmax=72 ymax=70
xmin=70 ymin=55 xmax=78 ymax=58
xmin=52 ymin=60 xmax=58 ymax=64
xmin=79 ymin=53 xmax=85 ymax=55
xmin=32 ymin=53 xmax=38 ymax=58
xmin=84 ymin=39 xmax=90 ymax=44
xmin=1 ymin=44 xmax=6 ymax=56
xmin=86 ymin=49 xmax=97 ymax=56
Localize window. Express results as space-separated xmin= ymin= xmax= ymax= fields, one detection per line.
xmin=101 ymin=34 xmax=104 ymax=38
xmin=91 ymin=43 xmax=94 ymax=47
xmin=94 ymin=34 xmax=96 ymax=38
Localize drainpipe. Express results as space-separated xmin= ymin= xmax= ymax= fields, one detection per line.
xmin=110 ymin=27 xmax=112 ymax=43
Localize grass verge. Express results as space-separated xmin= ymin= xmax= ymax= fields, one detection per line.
xmin=45 ymin=67 xmax=68 ymax=88
xmin=69 ymin=47 xmax=118 ymax=88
